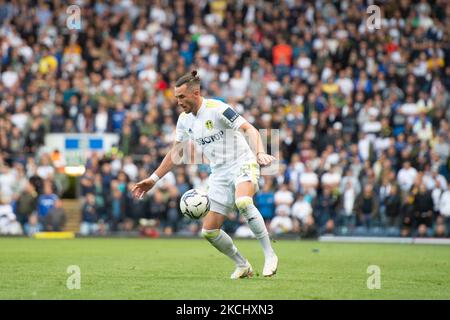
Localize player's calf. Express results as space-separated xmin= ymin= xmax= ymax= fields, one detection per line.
xmin=235 ymin=196 xmax=278 ymax=276
xmin=201 ymin=228 xmax=248 ymax=269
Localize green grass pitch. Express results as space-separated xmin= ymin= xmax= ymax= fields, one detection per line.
xmin=0 ymin=238 xmax=449 ymax=299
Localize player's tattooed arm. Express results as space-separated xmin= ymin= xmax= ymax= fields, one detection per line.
xmin=238 ymin=122 xmax=276 ymax=166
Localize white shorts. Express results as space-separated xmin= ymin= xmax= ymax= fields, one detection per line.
xmin=207 ymin=159 xmax=260 ymax=216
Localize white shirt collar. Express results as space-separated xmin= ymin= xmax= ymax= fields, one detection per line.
xmin=193 ymin=97 xmax=207 ymax=117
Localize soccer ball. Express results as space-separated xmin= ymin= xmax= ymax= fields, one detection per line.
xmin=180 ymin=189 xmax=210 ymax=220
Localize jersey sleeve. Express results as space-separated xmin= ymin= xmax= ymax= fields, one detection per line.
xmin=217 ymin=102 xmax=246 ymax=130
xmin=175 ymin=113 xmax=188 ymax=142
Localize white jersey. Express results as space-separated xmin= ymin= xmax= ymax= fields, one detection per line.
xmin=175 ymin=98 xmax=255 ymax=171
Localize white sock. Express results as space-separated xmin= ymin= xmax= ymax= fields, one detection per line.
xmin=235 ymin=196 xmax=275 ymax=259
xmin=202 ymin=229 xmax=247 ymax=267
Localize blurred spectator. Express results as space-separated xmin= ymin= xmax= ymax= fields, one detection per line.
xmin=433 ymin=216 xmax=447 ymax=238
xmin=322 ymin=219 xmax=336 ymax=236
xmin=222 ymin=212 xmax=240 ymax=235
xmin=139 ymin=218 xmax=160 ymax=238
xmin=177 ymin=220 xmax=202 ymax=237
xmin=397 ymin=161 xmax=418 ymax=193
xmin=122 ymin=156 xmax=139 ymax=182
xmin=340 ymin=168 xmax=361 ymax=195
xmin=314 ymin=187 xmax=339 ymax=230
xmin=416 ymin=223 xmax=431 ymax=238
xmin=110 ymin=188 xmax=126 ymax=232
xmin=0 ymin=197 xmax=23 ymax=235
xmin=0 ymin=165 xmax=15 ymax=200
xmin=162 ymin=188 xmax=181 ymax=235
xmin=37 ymin=182 xmax=58 ymax=225
xmin=24 ymin=213 xmax=43 ymax=237
xmin=147 ymin=190 xmax=167 ymax=222
xmin=274 ymin=183 xmax=294 ymax=207
xmin=255 ymin=182 xmax=275 ymax=221
xmin=175 ymin=173 xmax=191 ymax=196
xmin=44 ymin=199 xmax=66 ymax=232
xmin=300 ymin=164 xmax=319 ymax=197
xmin=400 ymin=195 xmax=416 ymax=237
xmin=355 ymin=184 xmax=379 ymax=228
xmin=291 ymin=193 xmax=313 ymax=232
xmin=438 ymin=183 xmax=450 ymax=233
xmin=125 ymin=181 xmax=147 ymax=222
xmin=93 ymin=173 xmax=108 ymax=220
xmin=192 ymin=170 xmax=209 ymax=190
xmin=385 ymin=184 xmax=402 ymax=228
xmin=269 ymin=205 xmax=293 ymax=235
xmin=433 ymin=133 xmax=449 ymax=162
xmin=36 ymin=154 xmax=55 ymax=180
xmin=299 ymin=214 xmax=318 ymax=239
xmin=321 ymin=165 xmax=342 ymax=191
xmin=234 ymin=215 xmax=255 ymax=238
xmin=414 ymin=184 xmax=434 ymax=228
xmin=338 ymin=180 xmax=357 ymax=229
xmin=80 ymin=193 xmax=99 ymax=235
xmin=14 ymin=182 xmax=38 ymax=227
xmin=80 ymin=168 xmax=95 ymax=196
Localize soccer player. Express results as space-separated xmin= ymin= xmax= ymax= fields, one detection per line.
xmin=131 ymin=70 xmax=278 ymax=279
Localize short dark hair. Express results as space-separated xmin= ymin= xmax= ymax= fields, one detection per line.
xmin=175 ymin=70 xmax=201 ymax=88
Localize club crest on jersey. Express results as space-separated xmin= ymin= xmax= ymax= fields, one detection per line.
xmin=205 ymin=120 xmax=214 ymax=130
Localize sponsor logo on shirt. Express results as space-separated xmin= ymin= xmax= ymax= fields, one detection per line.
xmin=195 ymin=130 xmax=224 ymax=145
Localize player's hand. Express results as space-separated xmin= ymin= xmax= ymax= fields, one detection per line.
xmin=131 ymin=178 xmax=156 ymax=200
xmin=257 ymin=153 xmax=276 ymax=166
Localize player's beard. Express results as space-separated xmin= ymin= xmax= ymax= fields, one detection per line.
xmin=184 ymin=100 xmax=196 ymax=114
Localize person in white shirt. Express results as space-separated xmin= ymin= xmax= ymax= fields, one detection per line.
xmin=274 ymin=183 xmax=295 ymax=207
xmin=413 ymin=113 xmax=433 ymax=142
xmin=291 ymin=193 xmax=313 ymax=227
xmin=338 ymin=180 xmax=357 ymax=228
xmin=397 ymin=161 xmax=418 ymax=192
xmin=234 ymin=215 xmax=255 ymax=238
xmin=0 ymin=197 xmax=23 ymax=235
xmin=95 ymin=103 xmax=109 ymax=133
xmin=36 ymin=154 xmax=55 ymax=180
xmin=423 ymin=170 xmax=448 ymax=191
xmin=228 ymin=70 xmax=248 ymax=100
xmin=321 ymin=165 xmax=342 ymax=190
xmin=269 ymin=205 xmax=293 ymax=235
xmin=122 ymin=156 xmax=139 ymax=182
xmin=132 ymin=70 xmax=278 ymax=279
xmin=340 ymin=168 xmax=361 ymax=195
xmin=336 ymin=69 xmax=354 ymax=97
xmin=300 ymin=165 xmax=319 ymax=197
xmin=438 ymin=182 xmax=450 ymax=233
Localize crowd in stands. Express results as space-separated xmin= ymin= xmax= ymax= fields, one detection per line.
xmin=0 ymin=0 xmax=449 ymax=238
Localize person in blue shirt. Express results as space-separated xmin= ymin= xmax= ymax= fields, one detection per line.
xmin=175 ymin=173 xmax=191 ymax=196
xmin=180 ymin=42 xmax=194 ymax=67
xmin=37 ymin=182 xmax=58 ymax=224
xmin=255 ymin=182 xmax=275 ymax=222
xmin=111 ymin=102 xmax=126 ymax=133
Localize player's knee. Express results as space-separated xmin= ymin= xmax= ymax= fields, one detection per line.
xmin=201 ymin=228 xmax=220 ymax=240
xmin=235 ymin=196 xmax=254 ymax=213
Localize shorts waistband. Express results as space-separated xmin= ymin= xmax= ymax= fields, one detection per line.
xmin=210 ymin=153 xmax=257 ymax=172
